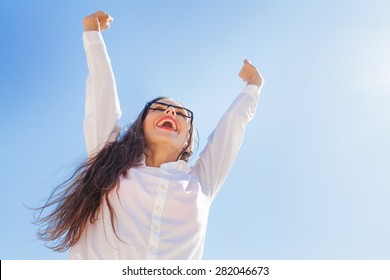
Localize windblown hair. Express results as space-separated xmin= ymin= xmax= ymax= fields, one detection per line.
xmin=34 ymin=97 xmax=194 ymax=252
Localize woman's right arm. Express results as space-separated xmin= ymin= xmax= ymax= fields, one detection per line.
xmin=82 ymin=11 xmax=121 ymax=156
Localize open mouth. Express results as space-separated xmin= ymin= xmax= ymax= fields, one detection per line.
xmin=157 ymin=116 xmax=178 ymax=131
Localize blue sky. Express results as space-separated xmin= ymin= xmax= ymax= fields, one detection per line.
xmin=1 ymin=0 xmax=390 ymax=260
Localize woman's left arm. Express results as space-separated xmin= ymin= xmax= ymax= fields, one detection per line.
xmin=193 ymin=60 xmax=263 ymax=200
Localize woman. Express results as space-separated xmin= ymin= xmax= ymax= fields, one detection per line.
xmin=35 ymin=11 xmax=263 ymax=259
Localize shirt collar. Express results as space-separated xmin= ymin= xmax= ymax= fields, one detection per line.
xmin=161 ymin=160 xmax=191 ymax=173
xmin=140 ymin=154 xmax=191 ymax=173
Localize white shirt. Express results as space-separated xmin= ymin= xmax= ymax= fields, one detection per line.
xmin=68 ymin=32 xmax=261 ymax=260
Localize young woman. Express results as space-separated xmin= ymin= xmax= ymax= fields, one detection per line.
xmin=35 ymin=11 xmax=263 ymax=260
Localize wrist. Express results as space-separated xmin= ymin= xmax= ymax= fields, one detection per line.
xmin=247 ymin=74 xmax=263 ymax=87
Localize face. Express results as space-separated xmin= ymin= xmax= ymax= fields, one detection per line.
xmin=143 ymin=98 xmax=192 ymax=158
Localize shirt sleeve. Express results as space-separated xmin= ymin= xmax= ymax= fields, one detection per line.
xmin=193 ymin=84 xmax=262 ymax=200
xmin=82 ymin=31 xmax=122 ymax=156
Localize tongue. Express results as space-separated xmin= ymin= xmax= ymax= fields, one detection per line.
xmin=162 ymin=122 xmax=173 ymax=129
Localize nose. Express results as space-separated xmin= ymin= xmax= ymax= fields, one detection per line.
xmin=165 ymin=105 xmax=176 ymax=116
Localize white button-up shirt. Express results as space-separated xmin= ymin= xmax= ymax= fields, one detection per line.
xmin=68 ymin=32 xmax=261 ymax=260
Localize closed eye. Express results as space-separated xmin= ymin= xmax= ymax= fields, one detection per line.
xmin=149 ymin=107 xmax=166 ymax=112
xmin=177 ymin=112 xmax=189 ymax=119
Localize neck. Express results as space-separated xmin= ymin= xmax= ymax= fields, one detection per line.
xmin=144 ymin=147 xmax=180 ymax=167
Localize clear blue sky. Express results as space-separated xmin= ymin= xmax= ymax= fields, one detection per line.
xmin=1 ymin=0 xmax=390 ymax=260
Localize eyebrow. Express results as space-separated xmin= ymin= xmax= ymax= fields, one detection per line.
xmin=156 ymin=100 xmax=184 ymax=107
xmin=152 ymin=101 xmax=187 ymax=110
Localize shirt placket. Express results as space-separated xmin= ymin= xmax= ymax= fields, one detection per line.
xmin=146 ymin=178 xmax=168 ymax=259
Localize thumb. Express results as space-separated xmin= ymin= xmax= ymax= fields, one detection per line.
xmin=244 ymin=59 xmax=252 ymax=66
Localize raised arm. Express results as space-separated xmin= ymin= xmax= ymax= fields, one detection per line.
xmin=193 ymin=60 xmax=263 ymax=200
xmin=82 ymin=11 xmax=121 ymax=156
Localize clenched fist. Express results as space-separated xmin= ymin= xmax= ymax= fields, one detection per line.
xmin=239 ymin=59 xmax=263 ymax=87
xmin=83 ymin=11 xmax=113 ymax=32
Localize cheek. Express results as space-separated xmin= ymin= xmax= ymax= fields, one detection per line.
xmin=143 ymin=116 xmax=154 ymax=139
xmin=180 ymin=123 xmax=192 ymax=143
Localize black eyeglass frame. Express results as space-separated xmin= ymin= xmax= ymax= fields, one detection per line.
xmin=142 ymin=101 xmax=194 ymax=123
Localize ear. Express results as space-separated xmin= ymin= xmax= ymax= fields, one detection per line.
xmin=179 ymin=150 xmax=193 ymax=162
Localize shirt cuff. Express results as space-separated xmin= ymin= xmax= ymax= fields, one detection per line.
xmin=82 ymin=31 xmax=105 ymax=49
xmin=241 ymin=84 xmax=261 ymax=100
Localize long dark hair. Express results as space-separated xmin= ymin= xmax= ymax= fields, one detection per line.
xmin=34 ymin=96 xmax=194 ymax=252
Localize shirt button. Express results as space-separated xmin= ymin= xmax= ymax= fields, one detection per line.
xmin=150 ymin=246 xmax=156 ymax=252
xmin=155 ymin=206 xmax=162 ymax=213
xmin=160 ymin=184 xmax=166 ymax=190
xmin=153 ymin=224 xmax=159 ymax=231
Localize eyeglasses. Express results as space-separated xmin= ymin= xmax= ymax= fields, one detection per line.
xmin=143 ymin=101 xmax=194 ymax=122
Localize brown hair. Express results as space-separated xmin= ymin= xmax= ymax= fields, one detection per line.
xmin=34 ymin=97 xmax=194 ymax=252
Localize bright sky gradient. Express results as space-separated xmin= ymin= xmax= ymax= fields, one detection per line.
xmin=1 ymin=0 xmax=390 ymax=260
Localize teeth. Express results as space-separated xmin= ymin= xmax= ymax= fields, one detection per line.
xmin=157 ymin=119 xmax=177 ymax=131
